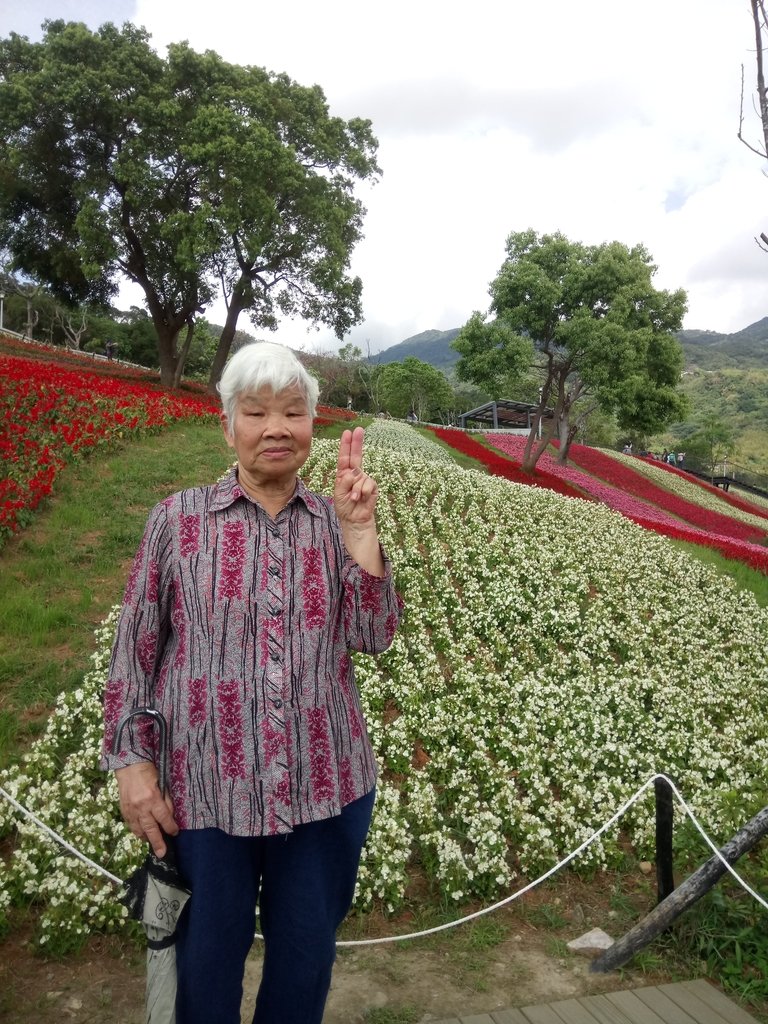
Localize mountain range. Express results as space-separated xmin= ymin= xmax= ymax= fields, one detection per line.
xmin=372 ymin=319 xmax=768 ymax=372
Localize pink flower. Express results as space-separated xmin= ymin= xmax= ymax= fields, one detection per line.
xmin=302 ymin=545 xmax=327 ymax=628
xmin=136 ymin=630 xmax=157 ymax=674
xmin=260 ymin=716 xmax=286 ymax=770
xmin=188 ymin=676 xmax=208 ymax=728
xmin=216 ymin=679 xmax=246 ymax=780
xmin=339 ymin=757 xmax=355 ymax=804
xmin=179 ymin=514 xmax=201 ymax=557
xmin=217 ymin=520 xmax=246 ymax=600
xmin=307 ymin=707 xmax=335 ymax=802
xmin=360 ymin=572 xmax=381 ymax=615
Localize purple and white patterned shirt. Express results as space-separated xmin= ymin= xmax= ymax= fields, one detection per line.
xmin=101 ymin=467 xmax=403 ymax=836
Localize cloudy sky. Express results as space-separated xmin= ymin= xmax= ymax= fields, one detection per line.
xmin=5 ymin=0 xmax=768 ymax=351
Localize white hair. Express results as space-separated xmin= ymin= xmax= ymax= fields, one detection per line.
xmin=217 ymin=342 xmax=319 ymax=426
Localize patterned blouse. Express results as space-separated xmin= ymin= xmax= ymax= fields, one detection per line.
xmin=101 ymin=468 xmax=403 ymax=836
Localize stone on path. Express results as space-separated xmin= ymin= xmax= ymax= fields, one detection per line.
xmin=566 ymin=927 xmax=615 ymax=956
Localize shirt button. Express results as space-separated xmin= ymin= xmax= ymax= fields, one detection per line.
xmin=272 ymin=698 xmax=283 ymax=709
xmin=270 ymin=653 xmax=280 ymax=662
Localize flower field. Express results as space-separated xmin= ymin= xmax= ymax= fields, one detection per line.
xmin=474 ymin=433 xmax=768 ymax=573
xmin=1 ymin=419 xmax=767 ymax=949
xmin=0 ymin=341 xmax=356 ymax=546
xmin=0 ymin=350 xmax=221 ymax=544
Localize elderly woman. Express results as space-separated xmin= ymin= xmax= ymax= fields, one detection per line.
xmin=102 ymin=342 xmax=403 ymax=1024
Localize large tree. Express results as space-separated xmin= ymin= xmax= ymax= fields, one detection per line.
xmin=0 ymin=21 xmax=378 ymax=388
xmin=378 ymin=357 xmax=454 ymax=422
xmin=454 ymin=230 xmax=688 ymax=471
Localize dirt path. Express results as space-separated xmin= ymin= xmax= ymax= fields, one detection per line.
xmin=4 ymin=872 xmax=767 ymax=1024
xmin=0 ymin=903 xmax=714 ymax=1024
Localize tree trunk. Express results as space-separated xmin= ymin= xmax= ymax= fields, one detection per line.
xmin=172 ymin=319 xmax=195 ymax=390
xmin=208 ymin=281 xmax=247 ymax=394
xmin=555 ymin=410 xmax=572 ymax=463
xmin=155 ymin=322 xmax=182 ymax=388
xmin=521 ymin=369 xmax=557 ymax=473
xmin=24 ymin=302 xmax=38 ymax=340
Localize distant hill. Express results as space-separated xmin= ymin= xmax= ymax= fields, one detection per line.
xmin=678 ymin=317 xmax=768 ymax=369
xmin=373 ymin=319 xmax=768 ymax=373
xmin=371 ymin=328 xmax=461 ymax=369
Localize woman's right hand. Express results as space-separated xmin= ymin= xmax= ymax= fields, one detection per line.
xmin=115 ymin=761 xmax=179 ymax=858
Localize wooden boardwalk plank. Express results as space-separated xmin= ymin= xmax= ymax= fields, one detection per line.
xmin=429 ymin=980 xmax=762 ymax=1024
xmin=660 ymin=981 xmax=762 ymax=1024
xmin=604 ymin=988 xmax=675 ymax=1024
xmin=568 ymin=993 xmax=634 ymax=1024
xmin=548 ymin=999 xmax=602 ymax=1024
xmin=676 ymin=981 xmax=762 ymax=1024
xmin=519 ymin=1005 xmax=569 ymax=1023
xmin=490 ymin=1010 xmax=531 ymax=1024
xmin=632 ymin=986 xmax=701 ymax=1023
xmin=546 ymin=997 xmax=611 ymax=1023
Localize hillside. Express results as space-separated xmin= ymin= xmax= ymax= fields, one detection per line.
xmin=678 ymin=317 xmax=768 ymax=369
xmin=373 ymin=320 xmax=768 ymax=475
xmin=374 ymin=319 xmax=768 ymax=373
xmin=371 ymin=327 xmax=461 ymax=368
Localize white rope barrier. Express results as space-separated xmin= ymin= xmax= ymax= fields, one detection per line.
xmin=0 ymin=785 xmax=122 ymax=887
xmin=338 ymin=772 xmax=767 ymax=946
xmin=1 ymin=771 xmax=766 ymax=949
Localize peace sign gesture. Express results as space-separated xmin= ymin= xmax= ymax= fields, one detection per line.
xmin=334 ymin=427 xmax=385 ymax=576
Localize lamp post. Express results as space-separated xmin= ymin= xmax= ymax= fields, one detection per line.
xmin=0 ymin=291 xmax=4 ymax=332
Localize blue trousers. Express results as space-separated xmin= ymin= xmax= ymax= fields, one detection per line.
xmin=172 ymin=788 xmax=375 ymax=1024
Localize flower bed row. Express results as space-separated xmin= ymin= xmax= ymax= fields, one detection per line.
xmin=428 ymin=428 xmax=588 ymax=500
xmin=466 ymin=433 xmax=768 ymax=573
xmin=633 ymin=455 xmax=768 ymax=523
xmin=561 ymin=442 xmax=767 ymax=543
xmin=0 ymin=353 xmax=221 ymax=544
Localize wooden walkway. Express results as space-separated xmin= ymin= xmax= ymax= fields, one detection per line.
xmin=431 ymin=979 xmax=762 ymax=1024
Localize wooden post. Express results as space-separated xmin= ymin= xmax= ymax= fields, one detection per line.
xmin=654 ymin=777 xmax=675 ymax=902
xmin=592 ymin=805 xmax=768 ymax=973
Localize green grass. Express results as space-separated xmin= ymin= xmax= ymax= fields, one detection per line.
xmin=363 ymin=1009 xmax=419 ymax=1024
xmin=412 ymin=426 xmax=491 ymax=472
xmin=0 ymin=419 xmax=231 ymax=768
xmin=668 ymin=540 xmax=768 ymax=606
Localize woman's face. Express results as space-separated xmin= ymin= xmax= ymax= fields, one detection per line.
xmin=222 ymin=385 xmax=313 ymax=490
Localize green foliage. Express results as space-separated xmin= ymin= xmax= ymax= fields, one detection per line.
xmin=454 ymin=230 xmax=688 ymax=468
xmin=377 ymin=357 xmax=454 ymax=421
xmin=659 ymin=366 xmax=768 ymax=477
xmin=681 ymin=415 xmax=737 ymax=476
xmin=453 ymin=311 xmax=532 ymax=397
xmin=675 ymin=883 xmax=768 ymax=1006
xmin=363 ymin=1008 xmax=419 ymax=1024
xmin=301 ymin=347 xmax=370 ymax=410
xmin=0 ymin=21 xmax=379 ymax=387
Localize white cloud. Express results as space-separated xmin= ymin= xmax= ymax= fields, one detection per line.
xmin=4 ymin=0 xmax=768 ymax=347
